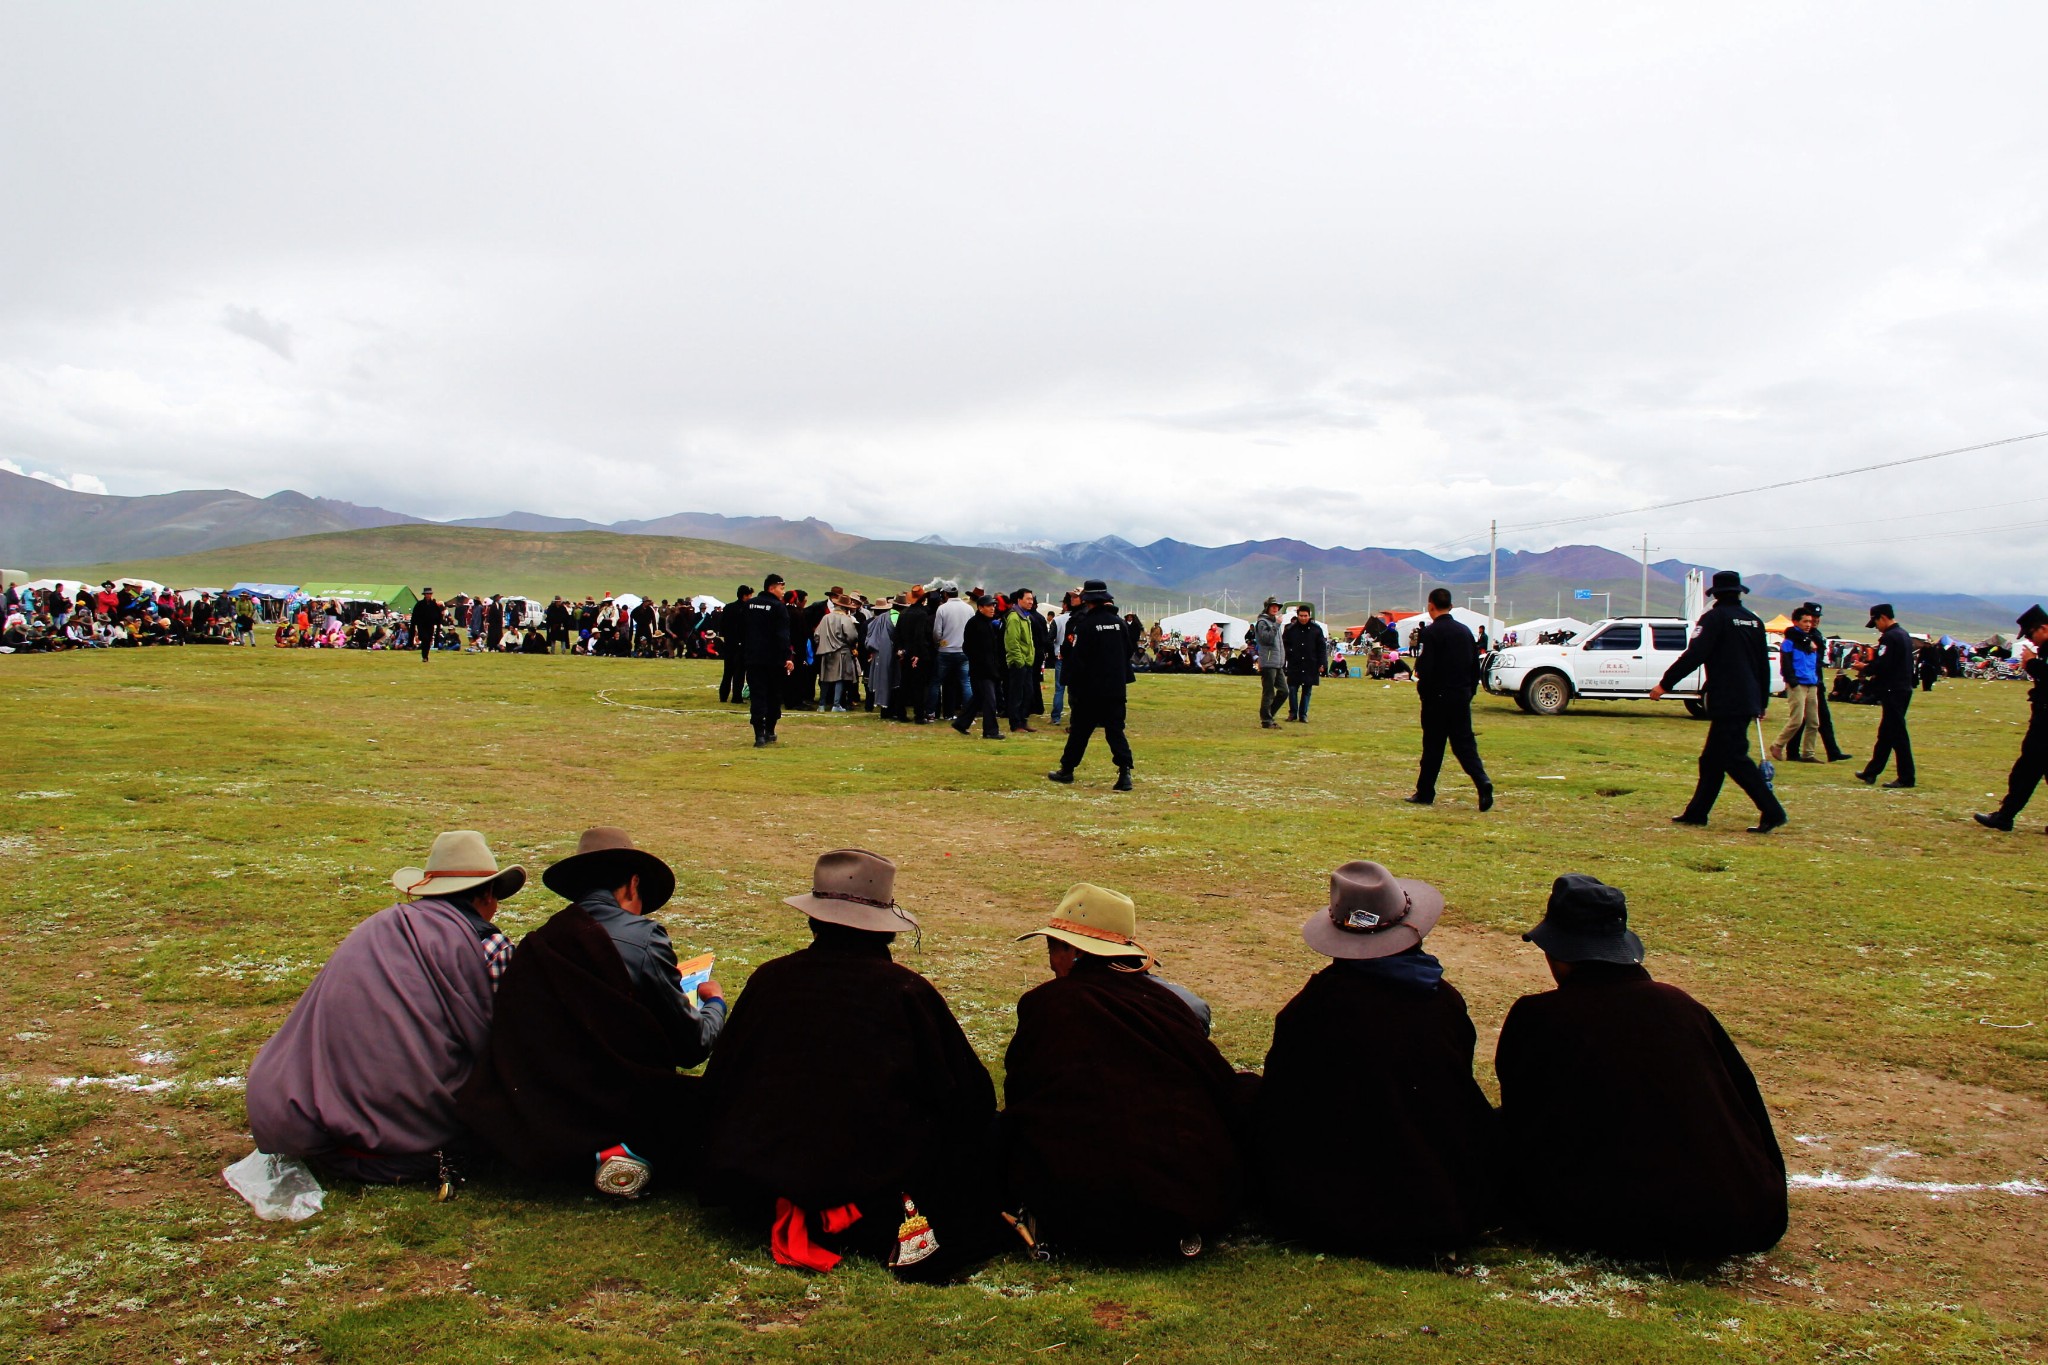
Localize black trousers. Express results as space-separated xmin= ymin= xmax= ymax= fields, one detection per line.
xmin=419 ymin=634 xmax=432 ymax=662
xmin=1682 ymin=715 xmax=1786 ymax=821
xmin=1006 ymin=665 xmax=1040 ymax=728
xmin=1998 ymin=717 xmax=2048 ymax=820
xmin=1814 ymin=686 xmax=1849 ymax=759
xmin=719 ymin=654 xmax=747 ymax=702
xmin=1060 ymin=695 xmax=1132 ymax=772
xmin=898 ymin=657 xmax=930 ymax=720
xmin=1416 ymin=692 xmax=1489 ymax=798
xmin=747 ymin=663 xmax=784 ymax=736
xmin=955 ymin=677 xmax=1001 ymax=737
xmin=1863 ymin=690 xmax=1915 ymax=783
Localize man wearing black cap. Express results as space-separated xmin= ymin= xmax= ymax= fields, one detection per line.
xmin=718 ymin=585 xmax=753 ymax=704
xmin=1495 ymin=874 xmax=1787 ymax=1259
xmin=1649 ymin=569 xmax=1787 ymax=832
xmin=1855 ymin=603 xmax=1917 ymax=788
xmin=1048 ymin=580 xmax=1136 ymax=791
xmin=1407 ymin=588 xmax=1493 ymax=811
xmin=1976 ymin=605 xmax=2048 ymax=831
xmin=743 ymin=575 xmax=795 ymax=747
xmin=1796 ymin=602 xmax=1854 ymax=762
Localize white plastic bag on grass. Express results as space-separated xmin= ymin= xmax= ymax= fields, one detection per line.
xmin=223 ymin=1149 xmax=325 ymax=1221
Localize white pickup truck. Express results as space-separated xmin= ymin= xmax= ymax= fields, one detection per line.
xmin=1483 ymin=616 xmax=1786 ymax=716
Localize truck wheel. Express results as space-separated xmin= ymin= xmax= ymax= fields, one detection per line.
xmin=1513 ymin=692 xmax=1535 ymax=714
xmin=1683 ymin=698 xmax=1707 ymax=719
xmin=1522 ymin=671 xmax=1572 ymax=716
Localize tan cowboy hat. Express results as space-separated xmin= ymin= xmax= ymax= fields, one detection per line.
xmin=783 ymin=848 xmax=921 ymax=932
xmin=1300 ymin=860 xmax=1445 ymax=960
xmin=1018 ymin=884 xmax=1150 ymax=963
xmin=391 ymin=830 xmax=526 ymax=901
xmin=542 ymin=826 xmax=676 ymax=911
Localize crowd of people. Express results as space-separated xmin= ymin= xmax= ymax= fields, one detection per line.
xmin=246 ymin=831 xmax=1789 ymax=1276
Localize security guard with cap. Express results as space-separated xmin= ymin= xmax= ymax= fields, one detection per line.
xmin=1854 ymin=603 xmax=1916 ymax=788
xmin=1650 ymin=569 xmax=1786 ymax=832
xmin=743 ymin=575 xmax=794 ymax=747
xmin=1048 ymin=580 xmax=1137 ymax=791
xmin=1976 ymin=604 xmax=2048 ymax=831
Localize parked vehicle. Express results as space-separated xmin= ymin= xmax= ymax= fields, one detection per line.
xmin=1483 ymin=616 xmax=1787 ymax=716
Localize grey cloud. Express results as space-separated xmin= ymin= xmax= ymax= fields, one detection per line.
xmin=219 ymin=306 xmax=295 ymax=362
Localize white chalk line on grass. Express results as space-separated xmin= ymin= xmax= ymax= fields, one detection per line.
xmin=595 ymin=688 xmax=856 ymax=718
xmin=1787 ymin=1143 xmax=2043 ymax=1198
xmin=48 ymin=1075 xmax=244 ymax=1094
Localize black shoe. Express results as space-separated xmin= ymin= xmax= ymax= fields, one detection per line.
xmin=1046 ymin=769 xmax=1074 ymax=785
xmin=1748 ymin=814 xmax=1787 ymax=834
xmin=1882 ymin=779 xmax=1914 ymax=789
xmin=766 ymin=732 xmax=779 ymax=744
xmin=1262 ymin=720 xmax=1278 ymax=729
xmin=1671 ymin=814 xmax=1710 ymax=826
xmin=1974 ymin=812 xmax=2013 ymax=831
xmin=1477 ymin=786 xmax=1495 ymax=812
xmin=1113 ymin=768 xmax=1133 ymax=792
xmin=914 ymin=717 xmax=930 ymax=725
xmin=983 ymin=732 xmax=1006 ymax=740
xmin=951 ymin=721 xmax=970 ymax=734
xmin=1404 ymin=793 xmax=1434 ymax=805
xmin=1853 ymin=770 xmax=1876 ymax=784
xmin=754 ymin=736 xmax=768 ymax=748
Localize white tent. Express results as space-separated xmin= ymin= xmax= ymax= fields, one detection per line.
xmin=688 ymin=594 xmax=723 ymax=611
xmin=19 ymin=578 xmax=75 ymax=593
xmin=612 ymin=593 xmax=643 ymax=613
xmin=1158 ymin=608 xmax=1251 ymax=648
xmin=113 ymin=576 xmax=166 ymax=594
xmin=1501 ymin=616 xmax=1593 ymax=646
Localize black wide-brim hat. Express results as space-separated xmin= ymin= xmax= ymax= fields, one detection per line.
xmin=1521 ymin=873 xmax=1643 ymax=966
xmin=2018 ymin=604 xmax=2047 ymax=634
xmin=542 ymin=826 xmax=676 ymax=911
xmin=1708 ymin=570 xmax=1749 ymax=595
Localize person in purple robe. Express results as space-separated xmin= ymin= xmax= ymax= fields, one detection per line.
xmin=244 ymin=830 xmax=525 ymax=1183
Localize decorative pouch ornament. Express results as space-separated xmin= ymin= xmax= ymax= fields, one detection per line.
xmin=888 ymin=1194 xmax=939 ymax=1268
xmin=594 ymin=1143 xmax=652 ymax=1198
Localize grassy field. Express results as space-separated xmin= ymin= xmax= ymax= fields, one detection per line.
xmin=2 ymin=647 xmax=2045 ymax=1363
xmin=39 ymin=524 xmax=909 ymax=604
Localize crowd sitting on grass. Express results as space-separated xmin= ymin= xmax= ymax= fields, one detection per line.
xmin=243 ymin=829 xmax=1789 ymax=1278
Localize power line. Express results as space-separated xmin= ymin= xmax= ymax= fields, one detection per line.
xmin=1652 ymin=491 xmax=2048 ymax=543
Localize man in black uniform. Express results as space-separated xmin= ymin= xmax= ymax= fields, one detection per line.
xmin=410 ymin=587 xmax=445 ymax=664
xmin=1978 ymin=604 xmax=2048 ymax=831
xmin=545 ymin=595 xmax=572 ymax=654
xmin=1649 ymin=570 xmax=1786 ymax=833
xmin=718 ymin=585 xmax=753 ymax=703
xmin=1406 ymin=588 xmax=1493 ymax=810
xmin=1048 ymin=580 xmax=1136 ymax=791
xmin=1796 ymin=602 xmax=1854 ymax=762
xmin=743 ymin=575 xmax=794 ymax=747
xmin=1855 ymin=603 xmax=1917 ymax=789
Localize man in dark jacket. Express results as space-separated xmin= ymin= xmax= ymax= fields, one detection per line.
xmin=952 ymin=596 xmax=1007 ymax=739
xmin=1250 ymin=597 xmax=1288 ymax=728
xmin=1281 ymin=605 xmax=1327 ymax=723
xmin=1855 ymin=603 xmax=1918 ymax=788
xmin=893 ymin=587 xmax=937 ymax=724
xmin=1254 ymin=861 xmax=1497 ymax=1253
xmin=700 ymin=851 xmax=997 ymax=1278
xmin=1003 ymin=885 xmax=1253 ymax=1256
xmin=409 ymin=588 xmax=446 ymax=664
xmin=1495 ymin=874 xmax=1787 ymax=1259
xmin=743 ymin=576 xmax=794 ymax=746
xmin=1048 ymin=581 xmax=1136 ymax=790
xmin=718 ymin=585 xmax=752 ymax=702
xmin=457 ymin=828 xmax=725 ymax=1196
xmin=1408 ymin=589 xmax=1493 ymax=810
xmin=1977 ymin=605 xmax=2048 ymax=831
xmin=1650 ymin=570 xmax=1786 ymax=832
xmin=544 ymin=596 xmax=572 ymax=654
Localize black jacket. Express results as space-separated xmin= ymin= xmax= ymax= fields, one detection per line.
xmin=2028 ymin=653 xmax=2048 ymax=722
xmin=1414 ymin=612 xmax=1480 ymax=698
xmin=1281 ymin=620 xmax=1327 ymax=686
xmin=893 ymin=601 xmax=935 ymax=661
xmin=1063 ymin=603 xmax=1133 ymax=700
xmin=545 ymin=601 xmax=571 ymax=631
xmin=1658 ymin=598 xmax=1769 ymax=717
xmin=409 ymin=597 xmax=445 ymax=634
xmin=963 ymin=610 xmax=1005 ymax=676
xmin=718 ymin=599 xmax=750 ymax=647
xmin=1869 ymin=622 xmax=1916 ymax=694
xmin=741 ymin=594 xmax=791 ymax=665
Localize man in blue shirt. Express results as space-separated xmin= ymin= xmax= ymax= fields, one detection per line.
xmin=1769 ymin=608 xmax=1824 ymax=762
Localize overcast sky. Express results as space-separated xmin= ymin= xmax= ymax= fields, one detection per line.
xmin=3 ymin=2 xmax=2044 ymax=589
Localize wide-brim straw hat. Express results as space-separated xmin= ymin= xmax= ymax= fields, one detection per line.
xmin=784 ymin=848 xmax=920 ymax=932
xmin=1301 ymin=860 xmax=1445 ymax=960
xmin=392 ymin=830 xmax=526 ymax=901
xmin=542 ymin=826 xmax=676 ymax=911
xmin=1018 ymin=883 xmax=1149 ymax=963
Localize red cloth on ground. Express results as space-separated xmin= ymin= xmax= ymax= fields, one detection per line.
xmin=770 ymin=1198 xmax=863 ymax=1272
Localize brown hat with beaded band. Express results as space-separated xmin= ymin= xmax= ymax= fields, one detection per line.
xmin=1300 ymin=860 xmax=1445 ymax=960
xmin=784 ymin=848 xmax=921 ymax=933
xmin=1018 ymin=883 xmax=1150 ymax=965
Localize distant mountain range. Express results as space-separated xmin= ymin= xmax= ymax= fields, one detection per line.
xmin=3 ymin=469 xmax=2031 ymax=635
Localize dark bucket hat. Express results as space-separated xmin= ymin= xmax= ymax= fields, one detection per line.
xmin=1080 ymin=579 xmax=1112 ymax=604
xmin=1521 ymin=873 xmax=1643 ymax=965
xmin=2017 ymin=604 xmax=2047 ymax=634
xmin=1708 ymin=570 xmax=1749 ymax=595
xmin=542 ymin=826 xmax=676 ymax=911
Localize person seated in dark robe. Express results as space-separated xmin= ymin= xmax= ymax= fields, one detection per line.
xmin=699 ymin=850 xmax=998 ymax=1278
xmin=1495 ymin=874 xmax=1787 ymax=1260
xmin=457 ymin=827 xmax=725 ymax=1198
xmin=246 ymin=831 xmax=524 ymax=1184
xmin=1255 ymin=860 xmax=1498 ymax=1254
xmin=1001 ymin=884 xmax=1254 ymax=1258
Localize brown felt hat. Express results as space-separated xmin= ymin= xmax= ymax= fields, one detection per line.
xmin=784 ymin=848 xmax=920 ymax=932
xmin=1300 ymin=860 xmax=1445 ymax=960
xmin=542 ymin=826 xmax=676 ymax=911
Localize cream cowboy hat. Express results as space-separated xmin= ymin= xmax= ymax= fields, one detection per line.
xmin=784 ymin=848 xmax=921 ymax=933
xmin=1018 ymin=883 xmax=1150 ymax=963
xmin=391 ymin=830 xmax=526 ymax=900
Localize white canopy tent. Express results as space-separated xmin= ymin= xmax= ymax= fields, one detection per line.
xmin=688 ymin=594 xmax=723 ymax=612
xmin=113 ymin=577 xmax=166 ymax=594
xmin=1158 ymin=608 xmax=1251 ymax=648
xmin=611 ymin=593 xmax=643 ymax=613
xmin=1500 ymin=616 xmax=1594 ymax=646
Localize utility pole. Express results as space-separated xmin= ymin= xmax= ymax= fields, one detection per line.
xmin=1417 ymin=572 xmax=1424 ymax=612
xmin=1297 ymin=566 xmax=1304 ymax=605
xmin=1486 ymin=519 xmax=1499 ymax=644
xmin=1639 ymin=531 xmax=1650 ymax=615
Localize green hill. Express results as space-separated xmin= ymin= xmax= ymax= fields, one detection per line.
xmin=39 ymin=524 xmax=907 ymax=603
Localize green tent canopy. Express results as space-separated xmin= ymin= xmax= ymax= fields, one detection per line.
xmin=298 ymin=583 xmax=419 ymax=613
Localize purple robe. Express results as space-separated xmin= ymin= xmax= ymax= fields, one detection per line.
xmin=247 ymin=898 xmax=494 ymax=1161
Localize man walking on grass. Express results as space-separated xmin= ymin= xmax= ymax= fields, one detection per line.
xmin=1407 ymin=589 xmax=1493 ymax=811
xmin=1977 ymin=604 xmax=2048 ymax=832
xmin=1650 ymin=570 xmax=1786 ymax=833
xmin=1049 ymin=581 xmax=1135 ymax=791
xmin=1856 ymin=603 xmax=1917 ymax=789
xmin=411 ymin=588 xmax=445 ymax=663
xmin=744 ymin=575 xmax=794 ymax=747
